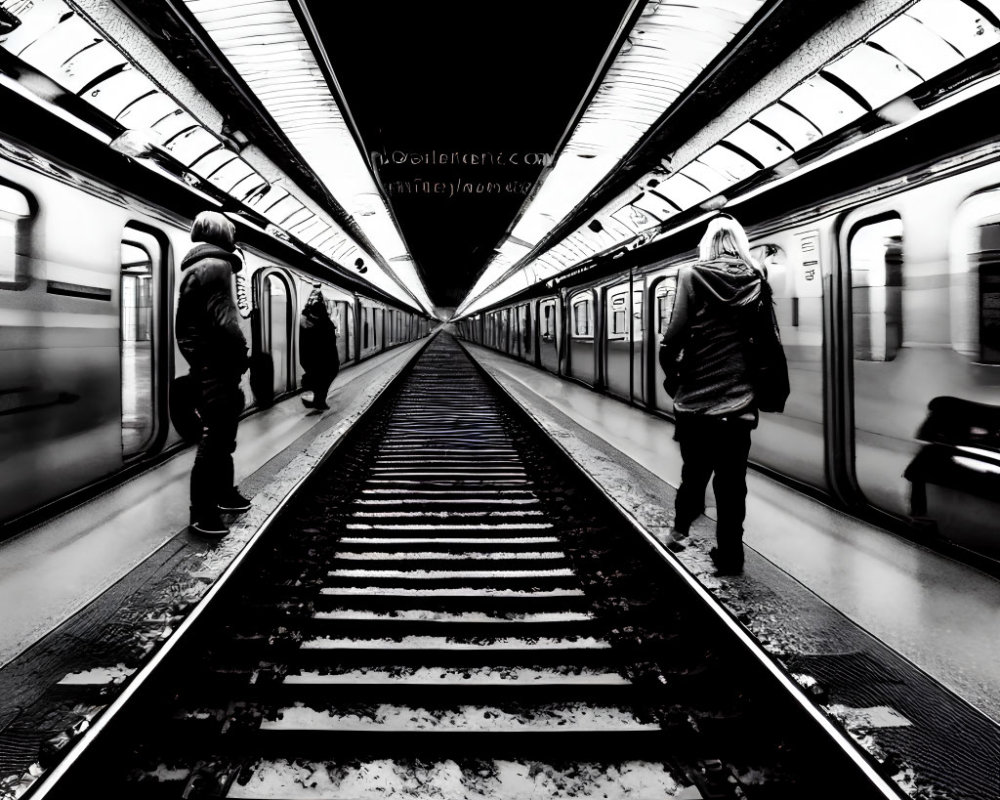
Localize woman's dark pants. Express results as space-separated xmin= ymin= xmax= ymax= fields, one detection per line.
xmin=673 ymin=414 xmax=753 ymax=561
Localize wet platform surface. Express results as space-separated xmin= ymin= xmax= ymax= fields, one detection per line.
xmin=0 ymin=331 xmax=998 ymax=799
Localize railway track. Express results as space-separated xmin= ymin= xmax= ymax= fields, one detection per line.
xmin=30 ymin=333 xmax=902 ymax=799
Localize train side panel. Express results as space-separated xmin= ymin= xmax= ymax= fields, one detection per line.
xmin=1 ymin=155 xmax=135 ymax=521
xmin=837 ymin=162 xmax=1000 ymax=558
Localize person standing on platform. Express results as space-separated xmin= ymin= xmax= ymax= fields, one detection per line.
xmin=175 ymin=211 xmax=252 ymax=537
xmin=659 ymin=214 xmax=764 ymax=575
xmin=299 ymin=285 xmax=340 ymax=411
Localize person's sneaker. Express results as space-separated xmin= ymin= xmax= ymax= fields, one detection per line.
xmin=709 ymin=547 xmax=744 ymax=576
xmin=301 ymin=396 xmax=316 ymax=409
xmin=217 ymin=488 xmax=252 ymax=513
xmin=191 ymin=511 xmax=229 ymax=537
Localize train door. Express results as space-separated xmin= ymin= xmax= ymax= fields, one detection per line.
xmin=832 ymin=211 xmax=908 ymax=513
xmin=568 ymin=289 xmax=596 ymax=386
xmin=500 ymin=308 xmax=510 ymax=354
xmin=333 ymin=300 xmax=352 ymax=365
xmin=650 ymin=274 xmax=679 ymax=413
xmin=362 ymin=303 xmax=370 ymax=352
xmin=631 ymin=286 xmax=644 ymax=404
xmin=257 ymin=270 xmax=295 ymax=399
xmin=519 ymin=303 xmax=532 ymax=363
xmin=605 ymin=283 xmax=631 ymax=400
xmin=538 ymin=297 xmax=559 ymax=372
xmin=374 ymin=306 xmax=384 ymax=351
xmin=120 ymin=224 xmax=167 ymax=457
xmin=349 ymin=303 xmax=358 ymax=360
xmin=604 ymin=281 xmax=644 ymax=402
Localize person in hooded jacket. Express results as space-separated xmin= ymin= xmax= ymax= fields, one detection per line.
xmin=175 ymin=211 xmax=252 ymax=537
xmin=299 ymin=285 xmax=340 ymax=410
xmin=659 ymin=214 xmax=764 ymax=575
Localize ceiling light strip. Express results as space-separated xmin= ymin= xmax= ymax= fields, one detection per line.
xmin=182 ymin=0 xmax=435 ymax=315
xmin=0 ymin=0 xmax=424 ymax=308
xmin=458 ymin=0 xmax=1000 ymax=318
xmin=460 ymin=0 xmax=768 ymax=314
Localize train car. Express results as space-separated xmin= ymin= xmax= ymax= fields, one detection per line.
xmin=0 ymin=128 xmax=428 ymax=536
xmin=457 ymin=97 xmax=1000 ymax=566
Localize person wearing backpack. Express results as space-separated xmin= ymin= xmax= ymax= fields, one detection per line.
xmin=658 ymin=214 xmax=771 ymax=575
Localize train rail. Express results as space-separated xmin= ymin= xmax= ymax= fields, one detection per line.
xmin=28 ymin=333 xmax=903 ymax=799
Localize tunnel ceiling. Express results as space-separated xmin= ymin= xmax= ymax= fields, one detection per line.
xmin=8 ymin=0 xmax=996 ymax=315
xmin=103 ymin=0 xmax=876 ymax=313
xmin=300 ymin=1 xmax=635 ymax=310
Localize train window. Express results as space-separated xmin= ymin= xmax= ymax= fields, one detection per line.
xmin=541 ymin=301 xmax=556 ymax=341
xmin=572 ymin=296 xmax=593 ymax=338
xmin=849 ymin=217 xmax=903 ymax=362
xmin=346 ymin=303 xmax=356 ymax=360
xmin=950 ymin=191 xmax=1000 ymax=363
xmin=120 ymin=237 xmax=155 ymax=457
xmin=654 ymin=277 xmax=678 ymax=335
xmin=0 ymin=184 xmax=31 ymax=287
xmin=608 ymin=289 xmax=628 ymax=339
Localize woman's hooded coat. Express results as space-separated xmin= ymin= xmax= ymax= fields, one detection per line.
xmin=299 ymin=289 xmax=340 ymax=387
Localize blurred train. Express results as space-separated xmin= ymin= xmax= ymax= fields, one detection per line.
xmin=0 ymin=124 xmax=431 ymax=537
xmin=456 ymin=84 xmax=1000 ymax=567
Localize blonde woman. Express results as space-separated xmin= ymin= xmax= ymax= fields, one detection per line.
xmin=658 ymin=214 xmax=764 ymax=575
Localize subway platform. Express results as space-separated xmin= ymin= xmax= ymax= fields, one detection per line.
xmin=0 ymin=331 xmax=998 ymax=799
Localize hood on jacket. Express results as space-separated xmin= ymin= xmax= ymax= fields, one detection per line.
xmin=301 ymin=288 xmax=331 ymax=329
xmin=690 ymin=256 xmax=762 ymax=312
xmin=181 ymin=243 xmax=242 ymax=272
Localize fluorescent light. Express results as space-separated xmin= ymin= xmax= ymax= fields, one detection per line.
xmin=183 ymin=0 xmax=435 ymax=315
xmin=457 ymin=0 xmax=1000 ymax=318
xmin=462 ymin=0 xmax=767 ymax=312
xmin=0 ymin=0 xmax=434 ymax=311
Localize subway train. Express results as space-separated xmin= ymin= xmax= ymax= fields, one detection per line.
xmin=456 ymin=82 xmax=1000 ymax=568
xmin=0 ymin=124 xmax=431 ymax=537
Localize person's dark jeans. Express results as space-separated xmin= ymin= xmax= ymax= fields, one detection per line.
xmin=673 ymin=413 xmax=754 ymax=560
xmin=190 ymin=372 xmax=244 ymax=519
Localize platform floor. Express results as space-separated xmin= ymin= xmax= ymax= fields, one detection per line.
xmin=1 ymin=331 xmax=998 ymax=799
xmin=461 ymin=342 xmax=1000 ymax=725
